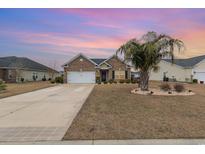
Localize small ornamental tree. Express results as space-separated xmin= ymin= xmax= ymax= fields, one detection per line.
xmin=116 ymin=31 xmax=184 ymax=91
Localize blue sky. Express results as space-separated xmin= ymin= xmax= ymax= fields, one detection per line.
xmin=1 ymin=9 xmax=205 ymax=70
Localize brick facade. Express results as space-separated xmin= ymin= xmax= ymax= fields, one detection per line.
xmin=106 ymin=56 xmax=131 ymax=80
xmin=64 ymin=55 xmax=96 ymax=83
xmin=0 ymin=69 xmax=17 ymax=83
xmin=63 ymin=55 xmax=131 ymax=83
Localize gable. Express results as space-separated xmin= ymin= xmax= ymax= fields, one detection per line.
xmin=98 ymin=62 xmax=112 ymax=69
xmin=194 ymin=59 xmax=205 ymax=71
xmin=65 ymin=55 xmax=96 ymax=71
xmin=106 ymin=56 xmax=127 ymax=70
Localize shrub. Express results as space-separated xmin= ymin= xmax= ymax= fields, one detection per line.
xmin=125 ymin=79 xmax=131 ymax=84
xmin=55 ymin=76 xmax=64 ymax=84
xmin=131 ymin=80 xmax=137 ymax=84
xmin=193 ymin=79 xmax=198 ymax=83
xmin=108 ymin=79 xmax=113 ymax=84
xmin=119 ymin=79 xmax=125 ymax=84
xmin=21 ymin=78 xmax=24 ymax=83
xmin=159 ymin=83 xmax=171 ymax=91
xmin=200 ymin=81 xmax=204 ymax=84
xmin=42 ymin=76 xmax=46 ymax=81
xmin=33 ymin=75 xmax=36 ymax=81
xmin=96 ymin=76 xmax=100 ymax=83
xmin=173 ymin=84 xmax=185 ymax=92
xmin=0 ymin=82 xmax=6 ymax=91
xmin=113 ymin=80 xmax=117 ymax=84
xmin=50 ymin=80 xmax=55 ymax=84
xmin=103 ymin=81 xmax=108 ymax=84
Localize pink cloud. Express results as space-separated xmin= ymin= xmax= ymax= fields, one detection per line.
xmin=82 ymin=21 xmax=122 ymax=29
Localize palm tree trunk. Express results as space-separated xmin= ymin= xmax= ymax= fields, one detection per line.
xmin=139 ymin=71 xmax=149 ymax=91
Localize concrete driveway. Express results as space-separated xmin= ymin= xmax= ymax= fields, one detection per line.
xmin=0 ymin=84 xmax=94 ymax=142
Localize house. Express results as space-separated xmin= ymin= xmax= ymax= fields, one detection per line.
xmin=0 ymin=56 xmax=59 ymax=83
xmin=150 ymin=55 xmax=205 ymax=83
xmin=62 ymin=53 xmax=131 ymax=83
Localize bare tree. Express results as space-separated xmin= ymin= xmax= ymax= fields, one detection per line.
xmin=48 ymin=60 xmax=57 ymax=80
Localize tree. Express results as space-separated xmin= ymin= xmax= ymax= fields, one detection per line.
xmin=48 ymin=60 xmax=57 ymax=80
xmin=116 ymin=31 xmax=184 ymax=91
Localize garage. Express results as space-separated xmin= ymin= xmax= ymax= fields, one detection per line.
xmin=67 ymin=71 xmax=96 ymax=83
xmin=194 ymin=72 xmax=205 ymax=84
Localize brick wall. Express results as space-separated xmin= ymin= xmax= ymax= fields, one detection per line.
xmin=63 ymin=55 xmax=96 ymax=83
xmin=64 ymin=56 xmax=96 ymax=72
xmin=106 ymin=56 xmax=131 ymax=80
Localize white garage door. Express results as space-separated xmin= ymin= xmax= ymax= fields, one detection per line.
xmin=67 ymin=71 xmax=95 ymax=83
xmin=195 ymin=72 xmax=205 ymax=83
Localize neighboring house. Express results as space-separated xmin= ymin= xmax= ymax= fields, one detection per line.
xmin=150 ymin=55 xmax=205 ymax=83
xmin=0 ymin=56 xmax=59 ymax=83
xmin=62 ymin=53 xmax=131 ymax=83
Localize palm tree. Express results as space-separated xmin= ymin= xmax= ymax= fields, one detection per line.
xmin=116 ymin=31 xmax=184 ymax=91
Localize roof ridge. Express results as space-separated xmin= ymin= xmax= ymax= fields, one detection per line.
xmin=0 ymin=56 xmax=58 ymax=72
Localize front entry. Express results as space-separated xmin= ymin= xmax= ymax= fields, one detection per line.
xmin=101 ymin=70 xmax=108 ymax=82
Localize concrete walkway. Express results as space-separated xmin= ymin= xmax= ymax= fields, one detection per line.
xmin=0 ymin=139 xmax=205 ymax=145
xmin=0 ymin=84 xmax=94 ymax=142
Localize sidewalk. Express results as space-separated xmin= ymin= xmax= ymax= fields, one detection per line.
xmin=0 ymin=139 xmax=205 ymax=145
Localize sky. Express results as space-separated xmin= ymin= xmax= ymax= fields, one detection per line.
xmin=0 ymin=8 xmax=205 ymax=70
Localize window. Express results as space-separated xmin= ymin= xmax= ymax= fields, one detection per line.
xmin=115 ymin=71 xmax=125 ymax=79
xmin=32 ymin=72 xmax=38 ymax=81
xmin=8 ymin=70 xmax=12 ymax=79
xmin=125 ymin=70 xmax=128 ymax=79
xmin=112 ymin=71 xmax=115 ymax=79
xmin=80 ymin=58 xmax=83 ymax=62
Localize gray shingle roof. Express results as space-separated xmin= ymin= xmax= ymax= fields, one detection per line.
xmin=0 ymin=56 xmax=58 ymax=72
xmin=163 ymin=55 xmax=205 ymax=68
xmin=90 ymin=58 xmax=107 ymax=65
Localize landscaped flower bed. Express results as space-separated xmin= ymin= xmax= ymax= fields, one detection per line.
xmin=131 ymin=83 xmax=195 ymax=96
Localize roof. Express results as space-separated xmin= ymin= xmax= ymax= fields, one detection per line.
xmin=62 ymin=53 xmax=98 ymax=66
xmin=163 ymin=55 xmax=205 ymax=68
xmin=62 ymin=53 xmax=130 ymax=68
xmin=90 ymin=58 xmax=107 ymax=65
xmin=0 ymin=56 xmax=58 ymax=72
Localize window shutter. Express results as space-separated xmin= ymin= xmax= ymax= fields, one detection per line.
xmin=125 ymin=70 xmax=128 ymax=79
xmin=112 ymin=71 xmax=115 ymax=79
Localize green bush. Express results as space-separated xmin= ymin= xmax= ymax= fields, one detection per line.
xmin=119 ymin=80 xmax=125 ymax=84
xmin=113 ymin=80 xmax=117 ymax=84
xmin=108 ymin=79 xmax=113 ymax=84
xmin=21 ymin=78 xmax=24 ymax=83
xmin=0 ymin=82 xmax=6 ymax=91
xmin=50 ymin=80 xmax=55 ymax=84
xmin=55 ymin=76 xmax=64 ymax=84
xmin=131 ymin=80 xmax=137 ymax=84
xmin=96 ymin=76 xmax=100 ymax=83
xmin=193 ymin=79 xmax=198 ymax=83
xmin=42 ymin=75 xmax=46 ymax=81
xmin=159 ymin=83 xmax=171 ymax=91
xmin=125 ymin=79 xmax=131 ymax=84
xmin=103 ymin=81 xmax=108 ymax=84
xmin=174 ymin=84 xmax=185 ymax=92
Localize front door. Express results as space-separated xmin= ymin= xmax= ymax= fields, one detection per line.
xmin=101 ymin=70 xmax=107 ymax=82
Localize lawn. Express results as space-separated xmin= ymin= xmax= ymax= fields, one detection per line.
xmin=63 ymin=81 xmax=205 ymax=140
xmin=0 ymin=81 xmax=55 ymax=99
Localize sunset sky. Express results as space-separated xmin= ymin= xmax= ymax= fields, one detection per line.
xmin=0 ymin=9 xmax=205 ymax=70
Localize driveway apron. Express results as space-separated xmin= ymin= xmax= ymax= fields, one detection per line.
xmin=0 ymin=84 xmax=94 ymax=142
